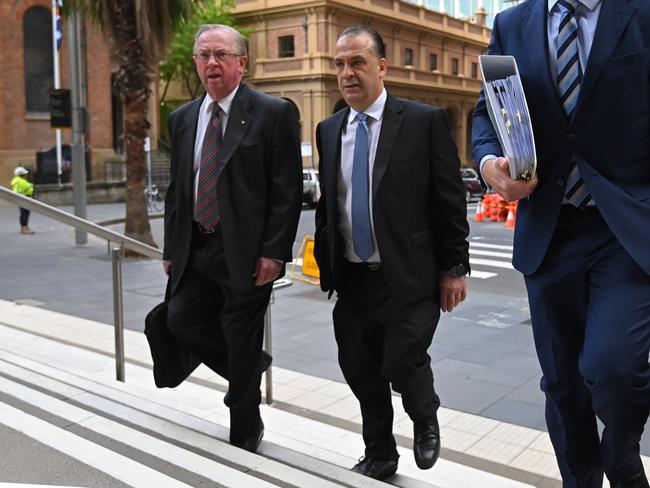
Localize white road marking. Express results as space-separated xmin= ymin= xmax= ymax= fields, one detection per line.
xmin=470 ymin=249 xmax=513 ymax=259
xmin=470 ymin=257 xmax=516 ymax=270
xmin=470 ymin=270 xmax=499 ymax=279
xmin=470 ymin=242 xmax=514 ymax=251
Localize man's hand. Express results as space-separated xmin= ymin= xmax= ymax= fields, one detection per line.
xmin=163 ymin=260 xmax=172 ymax=275
xmin=439 ymin=272 xmax=467 ymax=313
xmin=483 ymin=157 xmax=538 ymax=202
xmin=254 ymin=257 xmax=282 ymax=286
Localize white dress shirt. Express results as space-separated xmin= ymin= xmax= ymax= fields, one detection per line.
xmin=479 ymin=0 xmax=602 ymax=176
xmin=337 ymin=88 xmax=387 ymax=263
xmin=192 ymin=85 xmax=239 ymax=215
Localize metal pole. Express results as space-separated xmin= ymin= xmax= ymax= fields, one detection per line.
xmin=68 ymin=10 xmax=87 ymax=245
xmin=51 ymin=0 xmax=63 ymax=184
xmin=264 ymin=290 xmax=274 ymax=405
xmin=112 ymin=248 xmax=125 ymax=382
xmin=145 ymin=136 xmax=152 ymax=212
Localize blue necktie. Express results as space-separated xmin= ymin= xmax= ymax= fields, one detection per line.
xmin=557 ymin=0 xmax=592 ymax=208
xmin=351 ymin=113 xmax=374 ymax=261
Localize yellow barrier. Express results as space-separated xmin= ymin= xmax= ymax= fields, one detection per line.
xmin=290 ymin=234 xmax=320 ymax=285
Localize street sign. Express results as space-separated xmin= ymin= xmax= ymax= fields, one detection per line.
xmin=49 ymin=89 xmax=72 ymax=128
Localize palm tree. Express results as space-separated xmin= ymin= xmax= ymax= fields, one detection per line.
xmin=65 ymin=0 xmax=193 ymax=247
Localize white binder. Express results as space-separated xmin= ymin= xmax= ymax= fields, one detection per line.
xmin=479 ymin=55 xmax=537 ymax=180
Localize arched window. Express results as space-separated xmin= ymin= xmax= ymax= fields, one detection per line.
xmin=23 ymin=6 xmax=53 ymax=113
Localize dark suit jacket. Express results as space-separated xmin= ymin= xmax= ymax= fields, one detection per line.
xmin=472 ymin=0 xmax=650 ymax=276
xmin=163 ymin=83 xmax=302 ymax=293
xmin=314 ymin=94 xmax=470 ymax=303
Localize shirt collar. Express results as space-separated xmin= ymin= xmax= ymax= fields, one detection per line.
xmin=548 ymin=0 xmax=600 ymax=13
xmin=347 ymin=88 xmax=387 ymax=125
xmin=202 ymin=84 xmax=240 ymax=116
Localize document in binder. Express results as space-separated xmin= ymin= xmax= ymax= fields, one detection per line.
xmin=479 ymin=55 xmax=537 ymax=181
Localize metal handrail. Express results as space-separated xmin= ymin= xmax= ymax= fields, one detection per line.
xmin=0 ymin=186 xmax=162 ymax=259
xmin=0 ymin=185 xmax=288 ymax=402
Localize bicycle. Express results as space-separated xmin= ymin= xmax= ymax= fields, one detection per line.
xmin=144 ymin=184 xmax=164 ymax=212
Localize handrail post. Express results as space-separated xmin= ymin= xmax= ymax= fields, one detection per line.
xmin=264 ymin=290 xmax=274 ymax=405
xmin=111 ymin=248 xmax=125 ymax=382
xmin=263 ymin=279 xmax=292 ymax=405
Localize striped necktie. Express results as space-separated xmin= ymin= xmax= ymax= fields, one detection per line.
xmin=351 ymin=112 xmax=374 ymax=261
xmin=557 ymin=0 xmax=593 ymax=208
xmin=195 ymin=102 xmax=225 ymax=230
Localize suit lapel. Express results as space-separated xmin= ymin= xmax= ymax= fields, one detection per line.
xmin=221 ymin=83 xmax=253 ymax=169
xmin=522 ymin=0 xmax=568 ymax=125
xmin=372 ymin=94 xmax=403 ymax=197
xmin=575 ymin=0 xmax=636 ymax=117
xmin=326 ymin=109 xmax=348 ymax=220
xmin=178 ymin=96 xmax=203 ymax=210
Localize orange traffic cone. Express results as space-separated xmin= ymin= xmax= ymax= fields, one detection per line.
xmin=505 ymin=205 xmax=516 ymax=229
xmin=474 ymin=199 xmax=484 ymax=222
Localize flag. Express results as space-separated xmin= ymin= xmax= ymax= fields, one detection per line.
xmin=55 ymin=0 xmax=63 ymax=50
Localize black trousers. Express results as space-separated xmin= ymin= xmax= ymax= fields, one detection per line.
xmin=166 ymin=225 xmax=272 ymax=440
xmin=19 ymin=208 xmax=29 ymax=227
xmin=333 ymin=260 xmax=441 ymax=461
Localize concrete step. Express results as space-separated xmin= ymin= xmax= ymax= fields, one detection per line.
xmin=0 ymin=324 xmax=459 ymax=488
xmin=0 ymin=303 xmax=540 ymax=487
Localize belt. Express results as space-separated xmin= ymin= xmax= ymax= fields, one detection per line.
xmin=344 ymin=260 xmax=382 ymax=271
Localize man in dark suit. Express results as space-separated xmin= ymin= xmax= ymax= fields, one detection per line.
xmin=314 ymin=26 xmax=470 ymax=480
xmin=472 ymin=1 xmax=650 ymax=486
xmin=163 ymin=24 xmax=302 ymax=453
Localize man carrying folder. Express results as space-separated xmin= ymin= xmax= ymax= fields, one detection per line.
xmin=472 ymin=1 xmax=650 ymax=487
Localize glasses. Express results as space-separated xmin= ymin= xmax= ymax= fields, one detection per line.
xmin=194 ymin=51 xmax=242 ymax=63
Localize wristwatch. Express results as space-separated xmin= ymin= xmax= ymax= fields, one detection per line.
xmin=449 ymin=263 xmax=468 ymax=277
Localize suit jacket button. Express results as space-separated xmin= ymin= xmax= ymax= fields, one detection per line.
xmin=556 ymin=178 xmax=564 ymax=187
xmin=568 ymin=134 xmax=576 ymax=143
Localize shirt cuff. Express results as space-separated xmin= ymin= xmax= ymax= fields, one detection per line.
xmin=479 ymin=154 xmax=498 ymax=191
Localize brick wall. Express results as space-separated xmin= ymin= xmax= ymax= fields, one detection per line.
xmin=0 ymin=0 xmax=115 ymax=182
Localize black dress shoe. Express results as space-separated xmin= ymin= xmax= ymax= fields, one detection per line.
xmin=230 ymin=418 xmax=264 ymax=453
xmin=351 ymin=456 xmax=398 ymax=480
xmin=414 ymin=415 xmax=441 ymax=469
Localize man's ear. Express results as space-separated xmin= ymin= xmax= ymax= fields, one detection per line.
xmin=378 ymin=57 xmax=388 ymax=78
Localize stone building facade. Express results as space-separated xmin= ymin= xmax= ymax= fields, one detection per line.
xmin=234 ymin=0 xmax=491 ymax=167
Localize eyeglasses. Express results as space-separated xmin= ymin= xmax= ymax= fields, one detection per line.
xmin=194 ymin=51 xmax=242 ymax=63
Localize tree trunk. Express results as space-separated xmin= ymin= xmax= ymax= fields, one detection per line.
xmin=114 ymin=0 xmax=156 ymax=250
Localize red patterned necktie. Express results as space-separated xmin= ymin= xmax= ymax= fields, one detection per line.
xmin=195 ymin=102 xmax=224 ymax=230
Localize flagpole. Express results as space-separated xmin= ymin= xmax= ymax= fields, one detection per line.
xmin=52 ymin=0 xmax=63 ymax=184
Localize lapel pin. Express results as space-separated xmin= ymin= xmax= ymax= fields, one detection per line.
xmin=241 ymin=120 xmax=246 ymax=125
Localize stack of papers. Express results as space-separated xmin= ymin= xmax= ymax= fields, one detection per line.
xmin=479 ymin=55 xmax=537 ymax=180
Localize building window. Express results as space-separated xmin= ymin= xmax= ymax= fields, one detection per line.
xmin=404 ymin=48 xmax=414 ymax=66
xmin=451 ymin=57 xmax=459 ymax=76
xmin=23 ymin=6 xmax=53 ymax=113
xmin=471 ymin=62 xmax=478 ymax=78
xmin=429 ymin=53 xmax=438 ymax=71
xmin=278 ymin=35 xmax=295 ymax=58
